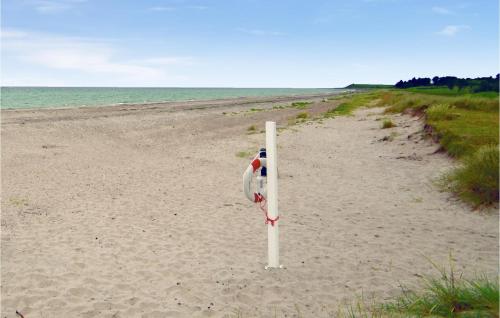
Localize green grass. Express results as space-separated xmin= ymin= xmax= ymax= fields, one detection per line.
xmin=445 ymin=145 xmax=499 ymax=206
xmin=382 ymin=119 xmax=396 ymax=129
xmin=327 ymin=89 xmax=498 ymax=206
xmin=249 ymin=107 xmax=264 ymax=112
xmin=376 ymin=90 xmax=499 ymax=206
xmin=379 ymin=91 xmax=499 ymax=158
xmin=426 ymin=104 xmax=460 ymax=121
xmin=335 ymin=257 xmax=499 ymax=318
xmin=324 ymin=91 xmax=382 ymax=118
xmin=382 ymin=266 xmax=499 ymax=317
xmin=231 ymin=262 xmax=499 ymax=318
xmin=427 ymin=109 xmax=498 ymax=158
xmin=291 ymin=101 xmax=311 ymax=109
xmin=406 ymin=86 xmax=499 ymax=98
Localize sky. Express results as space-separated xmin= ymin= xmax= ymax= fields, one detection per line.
xmin=1 ymin=0 xmax=498 ymax=87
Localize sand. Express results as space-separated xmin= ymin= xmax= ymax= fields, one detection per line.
xmin=1 ymin=95 xmax=498 ymax=318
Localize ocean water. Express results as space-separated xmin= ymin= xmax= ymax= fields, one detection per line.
xmin=0 ymin=87 xmax=343 ymax=110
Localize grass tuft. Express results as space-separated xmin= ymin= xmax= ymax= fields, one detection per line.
xmin=381 ymin=119 xmax=395 ymax=129
xmin=426 ymin=104 xmax=460 ymax=121
xmin=382 ymin=264 xmax=499 ymax=317
xmin=446 ymin=145 xmax=499 ymax=206
xmin=291 ymin=101 xmax=311 ymax=109
xmin=296 ymin=112 xmax=308 ymax=119
xmin=235 ymin=150 xmax=254 ymax=158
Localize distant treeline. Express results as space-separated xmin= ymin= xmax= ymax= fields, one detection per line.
xmin=395 ymin=75 xmax=499 ymax=92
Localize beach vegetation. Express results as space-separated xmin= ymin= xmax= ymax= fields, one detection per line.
xmin=334 ymin=256 xmax=500 ymax=317
xmin=324 ymin=91 xmax=381 ymax=118
xmin=380 ymin=264 xmax=499 ymax=317
xmin=444 ymin=145 xmax=499 ymax=206
xmin=291 ymin=101 xmax=311 ymax=109
xmin=331 ymin=88 xmax=498 ymax=206
xmin=236 ymin=150 xmax=256 ymax=158
xmin=381 ymin=119 xmax=395 ymax=129
xmin=249 ymin=107 xmax=264 ymax=112
xmin=247 ymin=125 xmax=257 ymax=132
xmin=296 ymin=112 xmax=308 ymax=119
xmin=407 ymin=87 xmax=499 ymax=98
xmin=232 ymin=262 xmax=499 ymax=318
xmin=426 ymin=104 xmax=460 ymax=121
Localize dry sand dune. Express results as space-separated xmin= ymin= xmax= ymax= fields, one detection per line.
xmin=1 ymin=97 xmax=498 ymax=317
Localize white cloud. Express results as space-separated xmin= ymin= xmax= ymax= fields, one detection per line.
xmin=148 ymin=6 xmax=175 ymax=12
xmin=148 ymin=5 xmax=208 ymax=12
xmin=437 ymin=25 xmax=470 ymax=36
xmin=237 ymin=28 xmax=285 ymax=36
xmin=1 ymin=29 xmax=28 ymax=38
xmin=432 ymin=6 xmax=453 ymax=15
xmin=1 ymin=29 xmax=193 ymax=85
xmin=138 ymin=57 xmax=194 ymax=66
xmin=30 ymin=0 xmax=86 ymax=14
xmin=186 ymin=5 xmax=208 ymax=10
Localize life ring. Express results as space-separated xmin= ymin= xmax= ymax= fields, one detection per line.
xmin=243 ymin=154 xmax=267 ymax=202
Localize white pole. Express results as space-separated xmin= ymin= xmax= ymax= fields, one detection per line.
xmin=265 ymin=121 xmax=280 ymax=269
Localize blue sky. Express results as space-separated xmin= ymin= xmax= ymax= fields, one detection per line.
xmin=1 ymin=0 xmax=498 ymax=87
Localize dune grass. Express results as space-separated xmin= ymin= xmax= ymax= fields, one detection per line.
xmin=426 ymin=104 xmax=460 ymax=121
xmin=406 ymin=86 xmax=499 ymax=98
xmin=324 ymin=91 xmax=381 ymax=118
xmin=380 ymin=277 xmax=499 ymax=317
xmin=378 ymin=91 xmax=498 ymax=159
xmin=232 ymin=264 xmax=499 ymax=318
xmin=335 ymin=256 xmax=499 ymax=318
xmin=375 ymin=90 xmax=499 ymax=206
xmin=444 ymin=145 xmax=499 ymax=206
xmin=322 ymin=89 xmax=499 ymax=206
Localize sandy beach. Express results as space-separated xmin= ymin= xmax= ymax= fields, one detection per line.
xmin=1 ymin=95 xmax=498 ymax=317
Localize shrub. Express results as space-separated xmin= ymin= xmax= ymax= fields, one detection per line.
xmin=382 ymin=119 xmax=395 ymax=129
xmin=447 ymin=145 xmax=499 ymax=205
xmin=247 ymin=125 xmax=257 ymax=132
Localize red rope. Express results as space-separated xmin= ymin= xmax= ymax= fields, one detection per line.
xmin=255 ymin=194 xmax=279 ymax=226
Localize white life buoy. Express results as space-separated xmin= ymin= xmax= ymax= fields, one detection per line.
xmin=243 ymin=154 xmax=267 ymax=202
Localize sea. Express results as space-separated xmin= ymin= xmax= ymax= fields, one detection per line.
xmin=0 ymin=87 xmax=344 ymax=110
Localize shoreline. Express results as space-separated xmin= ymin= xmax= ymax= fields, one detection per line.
xmin=1 ymin=92 xmax=348 ymax=125
xmin=1 ymin=91 xmax=351 ymax=113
